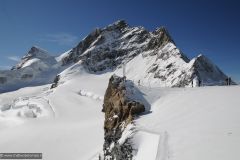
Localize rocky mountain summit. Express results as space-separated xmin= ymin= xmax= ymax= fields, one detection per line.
xmin=60 ymin=20 xmax=176 ymax=70
xmin=58 ymin=20 xmax=230 ymax=87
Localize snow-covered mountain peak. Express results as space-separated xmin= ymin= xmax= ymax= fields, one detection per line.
xmin=12 ymin=46 xmax=57 ymax=70
xmin=188 ymin=54 xmax=230 ymax=85
xmin=23 ymin=46 xmax=50 ymax=59
xmin=54 ymin=20 xmax=232 ymax=87
xmin=0 ymin=46 xmax=61 ymax=92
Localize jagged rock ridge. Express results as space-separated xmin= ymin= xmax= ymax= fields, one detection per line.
xmin=61 ymin=20 xmax=174 ymax=71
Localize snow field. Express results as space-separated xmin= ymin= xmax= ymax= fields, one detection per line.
xmin=0 ymin=62 xmax=239 ymax=160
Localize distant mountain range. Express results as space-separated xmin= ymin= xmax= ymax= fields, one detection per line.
xmin=0 ymin=20 xmax=233 ymax=92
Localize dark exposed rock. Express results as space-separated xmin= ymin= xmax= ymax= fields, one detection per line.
xmin=147 ymin=64 xmax=158 ymax=73
xmin=166 ymin=63 xmax=173 ymax=69
xmin=147 ymin=27 xmax=175 ymax=51
xmin=50 ymin=75 xmax=60 ymax=89
xmin=105 ymin=20 xmax=128 ymax=31
xmin=102 ymin=75 xmax=145 ymax=160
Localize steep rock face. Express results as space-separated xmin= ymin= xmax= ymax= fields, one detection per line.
xmin=147 ymin=26 xmax=175 ymax=50
xmin=102 ymin=75 xmax=145 ymax=160
xmin=146 ymin=42 xmax=192 ymax=87
xmin=61 ymin=20 xmax=159 ymax=71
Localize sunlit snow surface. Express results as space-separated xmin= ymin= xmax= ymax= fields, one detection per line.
xmin=0 ymin=21 xmax=237 ymax=159
xmin=0 ymin=63 xmax=240 ymax=160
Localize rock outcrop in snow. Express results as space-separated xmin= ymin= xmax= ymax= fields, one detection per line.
xmin=102 ymin=75 xmax=145 ymax=160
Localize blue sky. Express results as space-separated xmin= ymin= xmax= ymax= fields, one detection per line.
xmin=0 ymin=0 xmax=239 ymax=82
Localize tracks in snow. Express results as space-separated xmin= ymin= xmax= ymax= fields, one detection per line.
xmin=77 ymin=90 xmax=104 ymax=101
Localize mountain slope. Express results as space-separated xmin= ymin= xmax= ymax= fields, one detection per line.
xmin=58 ymin=20 xmax=230 ymax=87
xmin=0 ymin=70 xmax=239 ymax=160
xmin=0 ymin=20 xmax=233 ymax=93
xmin=134 ymin=85 xmax=240 ymax=160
